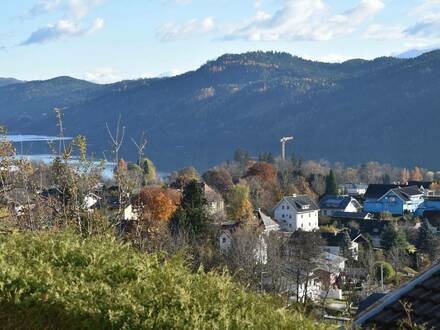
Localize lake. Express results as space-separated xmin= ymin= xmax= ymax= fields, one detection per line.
xmin=8 ymin=135 xmax=168 ymax=179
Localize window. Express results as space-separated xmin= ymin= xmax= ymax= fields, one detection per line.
xmin=222 ymin=237 xmax=226 ymax=243
xmin=282 ymin=205 xmax=284 ymax=209
xmin=289 ymin=215 xmax=292 ymax=219
xmin=287 ymin=206 xmax=290 ymax=210
xmin=282 ymin=214 xmax=285 ymax=218
xmin=309 ymin=213 xmax=311 ymax=217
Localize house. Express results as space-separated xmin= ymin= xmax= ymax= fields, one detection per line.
xmin=354 ymin=262 xmax=440 ymax=329
xmin=217 ymin=222 xmax=240 ymax=253
xmin=83 ymin=192 xmax=101 ymax=211
xmin=256 ymin=209 xmax=280 ymax=232
xmin=407 ymin=181 xmax=435 ymax=196
xmin=201 ymin=183 xmax=225 ymax=216
xmin=415 ymin=196 xmax=440 ymax=218
xmin=330 ymin=211 xmax=373 ymax=220
xmin=273 ymin=194 xmax=319 ymax=232
xmin=124 ymin=204 xmax=138 ymax=221
xmin=319 ymin=195 xmax=362 ymax=217
xmin=339 ymin=183 xmax=368 ymax=196
xmin=363 ymin=184 xmax=399 ymax=203
xmin=321 ymin=230 xmax=369 ymax=261
xmin=363 ymin=185 xmax=424 ymax=215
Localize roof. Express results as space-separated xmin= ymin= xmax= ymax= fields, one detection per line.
xmin=319 ymin=195 xmax=357 ymax=210
xmin=364 ymin=184 xmax=399 ymax=200
xmin=256 ymin=210 xmax=280 ymax=232
xmin=330 ymin=211 xmax=372 ymax=220
xmin=321 ymin=230 xmax=366 ymax=246
xmin=279 ymin=194 xmax=319 ymax=212
xmin=354 ymin=263 xmax=440 ymax=329
xmin=202 ymin=183 xmax=223 ymax=203
xmin=407 ymin=181 xmax=434 ymax=189
xmin=357 ymin=293 xmax=386 ymax=316
xmin=381 ymin=186 xmax=423 ymax=202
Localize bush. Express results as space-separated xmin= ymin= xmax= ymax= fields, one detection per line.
xmin=373 ymin=261 xmax=395 ymax=282
xmin=0 ymin=230 xmax=332 ymax=329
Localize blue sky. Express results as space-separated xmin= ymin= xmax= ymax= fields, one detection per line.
xmin=1 ymin=0 xmax=440 ymax=83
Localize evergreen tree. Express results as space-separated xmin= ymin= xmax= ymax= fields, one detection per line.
xmin=417 ymin=220 xmax=440 ymax=260
xmin=170 ymin=180 xmax=209 ymax=237
xmin=234 ymin=148 xmax=250 ymax=166
xmin=325 ymin=170 xmax=338 ymax=195
xmin=381 ymin=224 xmax=407 ymax=251
xmin=140 ymin=158 xmax=157 ymax=184
xmin=339 ymin=231 xmax=353 ymax=259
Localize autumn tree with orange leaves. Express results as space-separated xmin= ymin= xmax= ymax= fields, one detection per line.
xmin=137 ymin=186 xmax=179 ymax=222
xmin=244 ymin=162 xmax=277 ymax=182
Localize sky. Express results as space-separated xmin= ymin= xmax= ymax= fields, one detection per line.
xmin=1 ymin=0 xmax=440 ymax=83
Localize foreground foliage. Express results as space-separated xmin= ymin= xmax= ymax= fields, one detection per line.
xmin=0 ymin=230 xmax=331 ymax=329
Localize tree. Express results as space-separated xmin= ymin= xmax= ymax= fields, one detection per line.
xmin=244 ymin=162 xmax=277 ymax=183
xmin=170 ymin=180 xmax=208 ymax=237
xmin=285 ymin=230 xmax=323 ymax=305
xmin=373 ymin=261 xmax=395 ymax=283
xmin=234 ymin=148 xmax=250 ymax=165
xmin=170 ymin=167 xmax=200 ymax=189
xmin=325 ymin=170 xmax=337 ymax=195
xmin=137 ymin=187 xmax=178 ymax=222
xmin=202 ymin=168 xmax=233 ymax=196
xmin=381 ymin=224 xmax=408 ymax=251
xmin=339 ymin=231 xmax=353 ymax=259
xmin=258 ymin=152 xmax=275 ymax=164
xmin=226 ymin=183 xmax=254 ymax=222
xmin=399 ymin=168 xmax=410 ymax=184
xmin=140 ymin=158 xmax=157 ymax=184
xmin=410 ymin=166 xmax=424 ymax=182
xmin=417 ymin=220 xmax=440 ymax=261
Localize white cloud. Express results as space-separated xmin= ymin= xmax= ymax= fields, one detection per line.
xmin=364 ymin=0 xmax=440 ymax=42
xmin=84 ymin=67 xmax=120 ymax=83
xmin=224 ymin=0 xmax=384 ymax=42
xmin=20 ymin=18 xmax=104 ymax=45
xmin=158 ymin=69 xmax=182 ymax=77
xmin=157 ymin=17 xmax=215 ymax=41
xmin=25 ymin=0 xmax=62 ymax=17
xmin=22 ymin=0 xmax=103 ymax=19
xmin=67 ymin=0 xmax=103 ymax=19
xmin=363 ymin=24 xmax=404 ymax=40
xmin=316 ymin=54 xmax=353 ymax=63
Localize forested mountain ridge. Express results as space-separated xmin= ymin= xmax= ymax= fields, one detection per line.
xmin=1 ymin=50 xmax=440 ymax=171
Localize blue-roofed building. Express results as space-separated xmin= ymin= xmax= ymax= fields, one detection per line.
xmin=415 ymin=196 xmax=440 ymax=218
xmin=363 ymin=185 xmax=424 ymax=215
xmin=319 ymin=195 xmax=362 ymax=217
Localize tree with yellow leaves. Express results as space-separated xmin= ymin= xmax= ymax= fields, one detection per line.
xmin=226 ymin=183 xmax=254 ymax=222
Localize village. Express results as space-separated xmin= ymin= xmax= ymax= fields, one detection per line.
xmin=1 ymin=128 xmax=440 ymax=328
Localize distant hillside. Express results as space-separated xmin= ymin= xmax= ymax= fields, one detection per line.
xmin=0 ymin=77 xmax=23 ymax=87
xmin=1 ymin=51 xmax=440 ymax=171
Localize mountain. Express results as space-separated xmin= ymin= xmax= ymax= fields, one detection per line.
xmin=0 ymin=77 xmax=23 ymax=87
xmin=1 ymin=50 xmax=440 ymax=171
xmin=395 ymin=48 xmax=439 ymax=59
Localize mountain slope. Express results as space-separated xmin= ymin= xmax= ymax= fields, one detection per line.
xmin=0 ymin=77 xmax=23 ymax=87
xmin=1 ymin=51 xmax=440 ymax=171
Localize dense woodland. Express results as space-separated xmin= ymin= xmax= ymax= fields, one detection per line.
xmin=2 ymin=50 xmax=440 ymax=170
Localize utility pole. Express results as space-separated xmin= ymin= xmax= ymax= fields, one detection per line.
xmin=280 ymin=136 xmax=293 ymax=160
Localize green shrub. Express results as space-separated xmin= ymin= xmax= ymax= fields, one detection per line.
xmin=0 ymin=230 xmax=331 ymax=329
xmin=373 ymin=261 xmax=395 ymax=282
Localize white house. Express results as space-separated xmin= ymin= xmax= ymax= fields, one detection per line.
xmin=124 ymin=204 xmax=138 ymax=221
xmin=339 ymin=183 xmax=368 ymax=196
xmin=319 ymin=195 xmax=361 ymax=217
xmin=273 ymin=194 xmax=319 ymax=232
